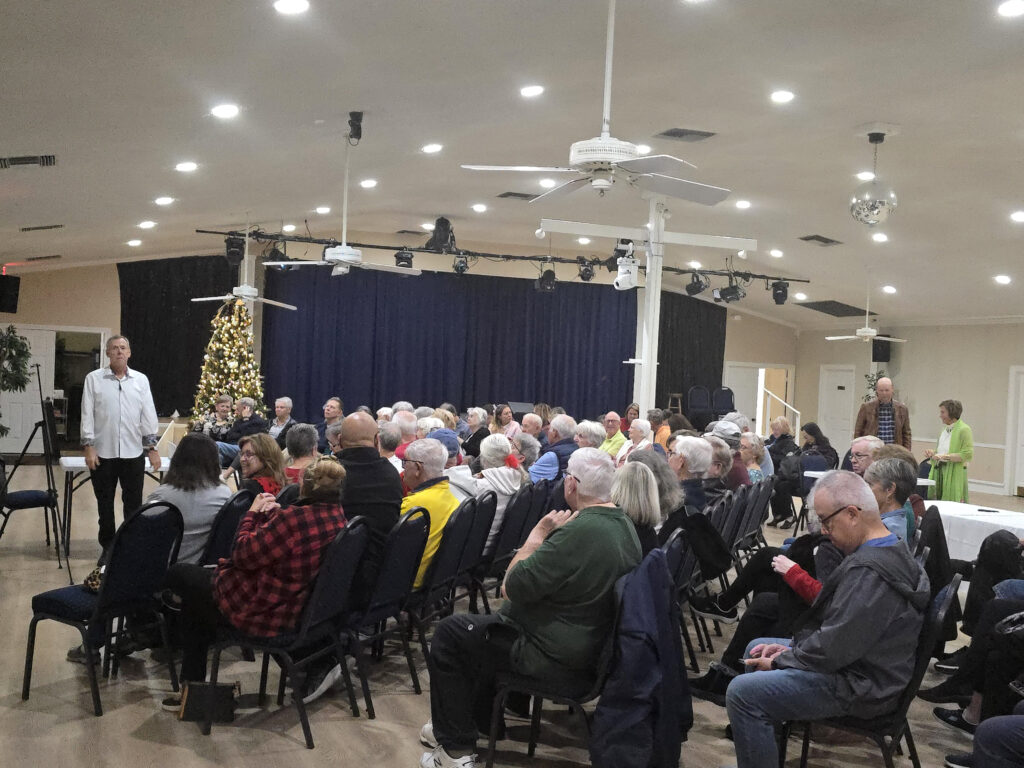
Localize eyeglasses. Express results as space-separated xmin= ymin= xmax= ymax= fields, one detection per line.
xmin=818 ymin=504 xmax=860 ymax=532
xmin=851 ymin=452 xmax=871 ymax=460
xmin=562 ymin=471 xmax=578 ymax=481
xmin=402 ymin=458 xmax=423 ymax=468
xmin=239 ymin=451 xmax=257 ymax=459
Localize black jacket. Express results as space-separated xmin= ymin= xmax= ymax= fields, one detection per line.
xmin=223 ymin=414 xmax=268 ymax=444
xmin=462 ymin=426 xmax=490 ymax=458
xmin=272 ymin=417 xmax=297 ymax=449
xmin=767 ymin=433 xmax=799 ymax=469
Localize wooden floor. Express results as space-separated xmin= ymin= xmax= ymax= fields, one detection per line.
xmin=0 ymin=464 xmax=1018 ymax=767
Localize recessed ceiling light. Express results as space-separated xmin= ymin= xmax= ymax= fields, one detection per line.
xmin=471 ymin=203 xmax=488 ymax=213
xmin=736 ymin=250 xmax=747 ymax=259
xmin=126 ymin=239 xmax=142 ymax=247
xmin=282 ymin=224 xmax=296 ymax=233
xmin=421 ymin=222 xmax=435 ymax=231
xmin=539 ymin=178 xmax=557 ymax=189
xmin=577 ymin=237 xmax=591 ymax=245
xmin=793 ymin=292 xmax=807 ymax=301
xmin=175 ymin=161 xmax=198 ymax=172
xmin=735 ymin=199 xmax=751 ymax=209
xmin=856 ymin=170 xmax=876 ymax=181
xmin=995 ymin=274 xmax=1012 ymax=285
xmin=636 ymin=144 xmax=651 ymax=155
xmin=770 ymin=90 xmax=795 ymax=104
xmin=681 ymin=0 xmax=712 ymax=4
xmin=769 ymin=248 xmax=783 ymax=258
xmin=687 ymin=260 xmax=702 ymax=269
xmin=998 ymin=0 xmax=1024 ymax=17
xmin=421 ymin=143 xmax=443 ymax=154
xmin=315 ymin=206 xmax=330 ymax=214
xmin=520 ymin=85 xmax=544 ymax=98
xmin=137 ymin=220 xmax=156 ymax=229
xmin=210 ymin=103 xmax=240 ymax=119
xmin=273 ymin=0 xmax=309 ymax=14
xmin=1011 ymin=210 xmax=1024 ymax=222
xmin=872 ymin=232 xmax=889 ymax=243
xmin=154 ymin=196 xmax=174 ymax=206
xmin=882 ymin=285 xmax=897 ymax=294
xmin=359 ymin=178 xmax=378 ymax=189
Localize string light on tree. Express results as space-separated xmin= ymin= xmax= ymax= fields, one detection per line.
xmin=192 ymin=299 xmax=265 ymax=417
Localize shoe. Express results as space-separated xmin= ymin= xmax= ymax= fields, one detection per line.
xmin=689 ymin=593 xmax=738 ymax=624
xmin=419 ymin=746 xmax=477 ymax=768
xmin=935 ymin=647 xmax=969 ymax=675
xmin=766 ymin=517 xmax=782 ymax=527
xmin=161 ymin=696 xmax=182 ymax=712
xmin=917 ymin=680 xmax=972 ymax=706
xmin=421 ymin=721 xmax=438 ymax=749
xmin=689 ymin=662 xmax=737 ymax=707
xmin=66 ymin=644 xmax=101 ymax=666
xmin=933 ymin=707 xmax=976 ymax=738
xmin=777 ymin=518 xmax=796 ymax=530
xmin=302 ymin=663 xmax=342 ymax=705
xmin=944 ymin=754 xmax=973 ymax=768
xmin=724 ymin=723 xmax=733 ymax=741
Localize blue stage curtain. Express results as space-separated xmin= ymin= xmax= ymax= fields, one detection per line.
xmin=262 ymin=268 xmax=638 ymax=422
xmin=654 ymin=290 xmax=727 ymax=412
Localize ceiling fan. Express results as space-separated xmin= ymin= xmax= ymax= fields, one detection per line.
xmin=825 ymin=290 xmax=906 ymax=344
xmin=192 ymin=227 xmax=297 ymax=311
xmin=461 ymin=0 xmax=730 ymax=206
xmin=264 ymin=112 xmax=422 ymax=277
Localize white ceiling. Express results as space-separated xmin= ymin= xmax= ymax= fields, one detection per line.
xmin=3 ymin=0 xmax=1023 ymax=328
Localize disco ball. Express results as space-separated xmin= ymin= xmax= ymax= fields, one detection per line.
xmin=850 ymin=179 xmax=898 ymax=226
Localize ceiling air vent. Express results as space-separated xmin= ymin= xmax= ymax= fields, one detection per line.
xmin=654 ymin=128 xmax=716 ymax=142
xmin=497 ymin=191 xmax=535 ymax=201
xmin=20 ymin=224 xmax=64 ymax=232
xmin=26 ymin=254 xmax=62 ymax=262
xmin=800 ymin=300 xmax=876 ymax=318
xmin=3 ymin=155 xmax=56 ymax=168
xmin=799 ymin=234 xmax=842 ymax=247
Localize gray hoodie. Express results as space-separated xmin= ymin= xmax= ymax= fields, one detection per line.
xmin=773 ymin=539 xmax=931 ymax=718
xmin=476 ymin=466 xmax=524 ymax=553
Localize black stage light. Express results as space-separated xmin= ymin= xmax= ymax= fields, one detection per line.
xmin=686 ymin=273 xmax=708 ymax=296
xmin=452 ymin=254 xmax=469 ymax=274
xmin=224 ymin=236 xmax=246 ymax=268
xmin=348 ymin=111 xmax=363 ymax=141
xmin=577 ymin=257 xmax=595 ymax=282
xmin=425 ymin=216 xmax=457 ymax=253
xmin=535 ymin=269 xmax=557 ymax=292
xmin=394 ymin=249 xmax=415 ymax=269
xmin=715 ymin=282 xmax=745 ymax=303
xmin=772 ymin=280 xmax=789 ymax=305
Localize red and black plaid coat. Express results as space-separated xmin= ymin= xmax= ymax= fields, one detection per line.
xmin=213 ymin=501 xmax=346 ymax=637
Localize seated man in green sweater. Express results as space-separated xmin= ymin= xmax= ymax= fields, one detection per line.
xmin=418 ymin=447 xmax=642 ymax=768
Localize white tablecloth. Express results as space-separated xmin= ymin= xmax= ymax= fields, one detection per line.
xmin=932 ymin=500 xmax=1024 ymax=561
xmin=59 ymin=456 xmax=171 ymax=473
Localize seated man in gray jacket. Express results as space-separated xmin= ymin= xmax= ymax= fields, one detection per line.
xmin=726 ymin=470 xmax=930 ymax=768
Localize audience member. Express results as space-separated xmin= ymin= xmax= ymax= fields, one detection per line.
xmin=440 ymin=402 xmax=471 ymax=442
xmin=620 ymin=402 xmax=640 ymax=434
xmin=854 ymin=376 xmax=912 ymax=448
xmin=704 ymin=421 xmax=751 ymax=490
xmin=376 ymin=406 xmax=393 ymax=424
xmin=283 ymin=423 xmax=320 ymax=485
xmin=769 ymin=421 xmax=838 ymax=528
xmin=611 ymin=460 xmax=660 ymax=555
xmin=627 ymin=450 xmax=684 ymax=526
xmin=863 ymin=457 xmax=917 ymax=542
xmin=418 ymin=448 xmax=641 ymax=768
xmin=667 ymin=412 xmax=695 ymax=434
xmin=401 ymin=438 xmax=461 ymax=589
xmin=462 ymin=407 xmax=490 ymax=458
xmin=521 ymin=412 xmax=548 ymax=450
xmin=533 ymin=402 xmax=554 ymax=429
xmin=434 ymin=428 xmax=475 ymax=502
xmin=850 ymin=435 xmax=884 ymax=476
xmin=722 ymin=411 xmax=774 ymax=477
xmin=417 ymin=416 xmax=445 ymax=439
xmin=192 ymin=394 xmax=234 ymax=441
xmin=392 ymin=400 xmax=415 ymax=414
xmin=268 ymin=396 xmax=297 ymax=448
xmin=512 ymin=433 xmax=541 ymax=471
xmin=216 ymin=397 xmax=269 ymax=466
xmin=739 ymin=432 xmax=766 ymax=483
xmin=667 ymin=435 xmax=713 ymax=514
xmin=574 ymin=419 xmax=606 ymax=449
xmin=615 ymin=417 xmax=653 ymax=467
xmin=379 ymin=421 xmax=403 ymax=470
xmin=324 ymin=422 xmax=343 ymax=456
xmin=491 ymin=403 xmax=521 ymax=440
xmin=474 ymin=434 xmax=527 ymax=554
xmin=315 ymin=396 xmax=344 ymax=454
xmin=703 ymin=436 xmax=738 ymax=505
xmin=528 ymin=414 xmax=578 ymax=482
xmin=765 ymin=416 xmax=798 ymax=472
xmin=650 ymin=409 xmax=672 ymax=449
xmin=599 ymin=411 xmax=627 ymax=457
xmin=393 ymin=410 xmax=419 ymax=461
xmin=237 ymin=433 xmax=286 ymax=496
xmin=415 ymin=406 xmax=435 ymax=420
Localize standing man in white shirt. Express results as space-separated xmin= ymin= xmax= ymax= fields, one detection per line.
xmin=80 ymin=335 xmax=160 ymax=550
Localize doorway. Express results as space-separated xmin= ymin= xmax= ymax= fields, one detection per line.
xmin=55 ymin=331 xmax=103 ymax=443
xmin=722 ymin=361 xmax=795 ymax=434
xmin=818 ymin=364 xmax=856 ymax=453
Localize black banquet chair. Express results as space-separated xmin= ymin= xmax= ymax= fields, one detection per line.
xmin=199 ymin=488 xmax=255 ymax=565
xmin=22 ymin=501 xmax=184 ymax=716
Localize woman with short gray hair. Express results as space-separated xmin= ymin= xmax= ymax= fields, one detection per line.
xmin=863 ymin=457 xmax=917 ymax=542
xmin=611 ymin=461 xmax=661 ymax=555
xmin=615 ymin=417 xmax=653 ymax=468
xmin=462 ymin=406 xmax=491 ymax=457
xmin=574 ymin=420 xmax=606 ymax=449
xmin=284 ymin=423 xmax=319 ymax=485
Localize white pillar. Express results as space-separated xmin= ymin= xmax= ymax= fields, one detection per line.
xmin=633 ymin=196 xmax=665 ymax=412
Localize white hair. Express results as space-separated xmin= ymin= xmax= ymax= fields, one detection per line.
xmin=394 ymin=410 xmax=418 ymax=436
xmin=275 ymin=396 xmax=293 ymax=409
xmin=522 ymin=412 xmax=543 ymax=429
xmin=611 ymin=461 xmax=660 ymax=528
xmin=549 ymin=413 xmax=578 ymax=441
xmin=467 ymin=406 xmax=488 ymax=426
xmin=629 ymin=418 xmax=652 ymax=439
xmin=723 ymin=411 xmax=751 ymax=432
xmin=479 ymin=433 xmax=513 ymax=469
xmin=391 ymin=400 xmax=415 ymax=413
xmin=237 ymin=397 xmax=257 ymax=411
xmin=575 ymin=420 xmax=606 ymax=448
xmin=852 ymin=435 xmax=884 ymax=457
xmin=414 ymin=406 xmax=435 ymax=420
xmin=515 ymin=433 xmax=542 ymax=467
xmin=417 ymin=416 xmax=444 ymax=434
xmin=567 ymin=447 xmax=615 ymax=503
xmin=671 ymin=435 xmax=713 ymax=477
xmin=376 ymin=406 xmax=393 ymax=419
xmin=405 ymin=438 xmax=447 ymax=477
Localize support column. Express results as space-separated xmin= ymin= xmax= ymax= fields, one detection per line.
xmin=633 ymin=196 xmax=666 ymax=412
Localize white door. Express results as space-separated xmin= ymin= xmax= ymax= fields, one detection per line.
xmin=723 ymin=363 xmax=759 ymax=419
xmin=0 ymin=327 xmax=56 ymax=453
xmin=818 ymin=365 xmax=856 ymax=452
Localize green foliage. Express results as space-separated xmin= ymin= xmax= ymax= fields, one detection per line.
xmin=192 ymin=301 xmax=266 ymax=417
xmin=863 ymin=369 xmax=886 ymax=403
xmin=0 ymin=325 xmax=32 ymax=437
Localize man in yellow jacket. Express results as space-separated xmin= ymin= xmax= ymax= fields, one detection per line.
xmin=401 ymin=437 xmax=461 ymax=588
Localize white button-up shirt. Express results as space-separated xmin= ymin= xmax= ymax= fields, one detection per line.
xmin=80 ymin=366 xmax=159 ymax=459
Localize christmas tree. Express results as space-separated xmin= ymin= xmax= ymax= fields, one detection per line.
xmin=192 ymin=300 xmax=265 ymax=417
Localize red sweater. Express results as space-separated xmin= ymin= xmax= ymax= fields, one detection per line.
xmin=783 ymin=565 xmax=822 ymax=604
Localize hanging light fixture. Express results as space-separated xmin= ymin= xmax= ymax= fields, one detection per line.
xmin=577 ymin=257 xmax=595 ymax=282
xmin=850 ymin=131 xmax=898 ymax=227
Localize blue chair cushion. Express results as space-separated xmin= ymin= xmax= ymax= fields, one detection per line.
xmin=6 ymin=490 xmax=54 ymax=510
xmin=32 ymin=585 xmax=97 ymax=622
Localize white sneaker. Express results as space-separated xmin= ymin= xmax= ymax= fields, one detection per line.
xmin=302 ymin=663 xmax=342 ymax=705
xmin=420 ymin=721 xmax=438 ymax=749
xmin=419 ymin=746 xmax=477 ymax=768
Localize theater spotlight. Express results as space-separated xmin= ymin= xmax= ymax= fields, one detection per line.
xmin=452 ymin=253 xmax=469 ymax=275
xmin=577 ymin=257 xmax=595 ymax=282
xmin=535 ymin=269 xmax=557 ymax=293
xmin=224 ymin=236 xmax=246 ymax=268
xmin=771 ymin=280 xmax=789 ymax=305
xmin=713 ymin=280 xmax=745 ymax=303
xmin=686 ymin=272 xmax=709 ymax=296
xmin=394 ymin=249 xmax=415 ymax=269
xmin=347 ymin=110 xmax=363 ymax=141
xmin=425 ymin=216 xmax=457 ymax=253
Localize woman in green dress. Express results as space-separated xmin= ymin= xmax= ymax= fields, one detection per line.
xmin=925 ymin=399 xmax=973 ymax=502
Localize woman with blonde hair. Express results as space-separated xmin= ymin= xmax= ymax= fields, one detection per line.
xmin=611 ymin=460 xmax=660 ymax=555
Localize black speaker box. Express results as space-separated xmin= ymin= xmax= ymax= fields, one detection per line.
xmin=872 ymin=338 xmax=891 ymax=363
xmin=0 ymin=275 xmax=21 ymax=313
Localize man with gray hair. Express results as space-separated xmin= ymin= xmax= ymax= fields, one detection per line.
xmin=851 ymin=435 xmax=884 ymax=476
xmin=419 ymin=447 xmax=640 ymax=768
xmin=376 ymin=406 xmax=393 ymax=424
xmin=379 ymin=421 xmax=403 ymax=471
xmin=401 ymin=438 xmax=461 ymax=589
xmin=392 ymin=400 xmax=415 ymax=414
xmin=528 ymin=413 xmax=578 ymax=482
xmin=216 ymin=396 xmax=269 ymax=466
xmin=269 ymin=396 xmax=296 ymax=448
xmin=726 ymin=470 xmax=929 ymax=768
xmin=521 ymin=412 xmax=548 ymax=450
xmin=392 ymin=409 xmax=419 ymax=464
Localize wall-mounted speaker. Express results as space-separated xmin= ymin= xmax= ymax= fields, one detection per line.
xmin=872 ymin=338 xmax=891 ymax=363
xmin=0 ymin=275 xmax=21 ymax=314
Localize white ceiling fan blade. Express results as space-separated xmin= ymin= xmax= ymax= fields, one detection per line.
xmin=358 ymin=263 xmax=423 ymax=276
xmin=875 ymin=335 xmax=908 ymax=343
xmin=191 ymin=295 xmax=233 ymax=303
xmin=633 ymin=173 xmax=731 ymax=206
xmin=263 ymin=261 xmax=329 ymax=267
xmin=825 ymin=335 xmax=859 ymax=341
xmin=255 ymin=297 xmax=298 ymax=311
xmin=616 ymin=154 xmax=697 ymax=176
xmin=460 ymin=164 xmax=576 ymax=173
xmin=529 ymin=177 xmax=592 ymax=203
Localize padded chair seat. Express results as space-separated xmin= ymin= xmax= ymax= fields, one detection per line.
xmin=498 ymin=670 xmax=596 ymax=701
xmin=6 ymin=490 xmax=54 ymax=510
xmin=32 ymin=585 xmax=98 ymax=621
xmin=824 ymin=712 xmax=898 ymax=733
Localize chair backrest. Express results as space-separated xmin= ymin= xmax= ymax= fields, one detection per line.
xmin=707 ymin=493 xmax=734 ymax=538
xmin=720 ymin=485 xmax=749 ymax=548
xmin=276 ymin=483 xmax=301 ymax=507
xmin=799 ymin=452 xmax=831 ymax=496
xmin=417 ymin=497 xmax=476 ymax=604
xmin=295 ymin=517 xmax=370 ymax=639
xmin=686 ymin=385 xmax=711 ymax=412
xmin=519 ymin=478 xmax=551 ymax=546
xmin=96 ymin=500 xmax=184 ymax=616
xmin=456 ymin=493 xmax=495 ymax=577
xmin=711 ymin=386 xmax=735 ymax=415
xmin=360 ymin=506 xmax=430 ymax=622
xmin=740 ymin=477 xmax=774 ymax=540
xmin=488 ymin=483 xmax=533 ymax=563
xmin=545 ymin=477 xmax=566 ymax=514
xmin=915 ymin=545 xmax=930 ymax=567
xmin=200 ymin=488 xmax=256 ymax=565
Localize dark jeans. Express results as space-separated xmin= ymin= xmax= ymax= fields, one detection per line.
xmin=428 ymin=613 xmax=519 ymax=751
xmin=719 ymin=548 xmax=784 ymax=607
xmin=165 ymin=562 xmax=223 ymax=683
xmin=90 ymin=455 xmax=145 ymax=549
xmin=722 ymin=593 xmax=781 ymax=672
xmin=975 ymin=701 xmax=1024 ymax=767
